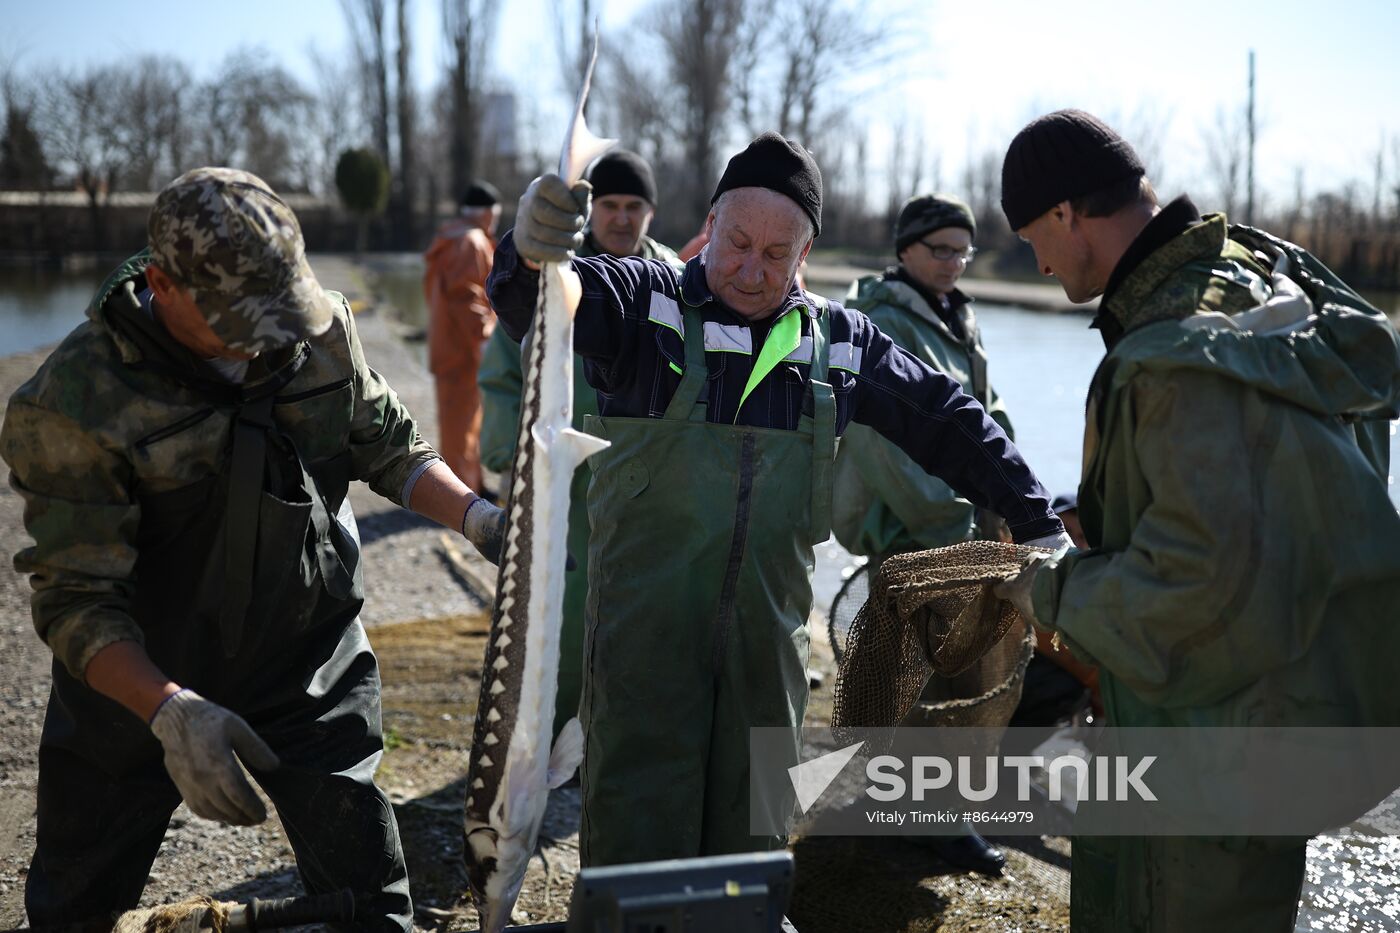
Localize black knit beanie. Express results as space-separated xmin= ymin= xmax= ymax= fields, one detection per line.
xmin=711 ymin=132 xmax=822 ymax=237
xmin=460 ymin=180 xmax=501 ymax=208
xmin=895 ymin=193 xmax=976 ymax=253
xmin=586 ymin=150 xmax=658 ymax=205
xmin=1000 ymin=109 xmax=1145 ymax=230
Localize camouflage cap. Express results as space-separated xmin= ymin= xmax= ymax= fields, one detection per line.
xmin=148 ymin=167 xmax=334 ymax=354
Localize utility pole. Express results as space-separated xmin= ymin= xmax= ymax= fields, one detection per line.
xmin=1246 ymin=49 xmax=1256 ymax=225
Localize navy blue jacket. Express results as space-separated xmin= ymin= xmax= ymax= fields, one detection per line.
xmin=487 ymin=231 xmax=1061 ymax=542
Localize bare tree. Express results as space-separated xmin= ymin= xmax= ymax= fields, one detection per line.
xmin=394 ymin=0 xmax=417 ymax=243
xmin=1370 ymin=134 xmax=1386 ymax=230
xmin=306 ymin=44 xmax=369 ymax=197
xmin=0 ymin=62 xmax=50 ymax=189
xmin=113 ymin=56 xmax=193 ymax=189
xmin=1200 ymin=104 xmax=1248 ymax=219
xmin=960 ymin=147 xmax=1001 ymax=236
xmin=342 ymin=0 xmax=392 ymax=170
xmin=40 ymin=66 xmax=126 ymax=248
xmin=885 ymin=113 xmax=928 ymax=222
xmin=650 ymin=0 xmax=748 ymax=227
xmin=190 ymin=51 xmax=316 ymax=191
xmin=551 ymin=0 xmax=597 ymax=106
xmin=771 ymin=0 xmax=883 ymax=144
xmin=597 ymin=20 xmax=673 ymax=168
xmin=443 ymin=0 xmax=502 ymax=196
xmin=1110 ymin=102 xmax=1173 ymax=194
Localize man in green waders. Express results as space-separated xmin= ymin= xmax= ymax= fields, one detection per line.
xmin=478 ymin=149 xmax=679 ymax=745
xmin=2 ymin=168 xmax=507 ymax=931
xmin=993 ymin=110 xmax=1400 ymax=931
xmin=487 ymin=133 xmax=1070 ymax=866
xmin=832 ymin=193 xmax=1013 ymax=875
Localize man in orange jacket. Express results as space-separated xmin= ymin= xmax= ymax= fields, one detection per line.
xmin=423 ymin=181 xmax=502 ymax=492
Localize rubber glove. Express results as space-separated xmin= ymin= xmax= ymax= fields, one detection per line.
xmin=515 ymin=174 xmax=591 ymax=265
xmin=463 ymin=495 xmax=507 ymax=565
xmin=148 ymin=689 xmax=279 ymax=826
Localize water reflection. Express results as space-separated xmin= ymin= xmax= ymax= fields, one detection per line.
xmin=0 ymin=266 xmax=108 ymax=356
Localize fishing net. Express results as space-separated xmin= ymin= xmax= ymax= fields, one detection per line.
xmin=113 ymin=896 xmax=228 ymax=933
xmin=827 ymin=560 xmax=871 ymax=664
xmin=832 ymin=541 xmax=1041 ymax=734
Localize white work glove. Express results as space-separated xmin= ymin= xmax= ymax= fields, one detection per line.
xmin=148 ymin=689 xmax=279 ymax=826
xmin=515 ymin=174 xmax=591 ymax=265
xmin=463 ymin=496 xmax=507 ymax=565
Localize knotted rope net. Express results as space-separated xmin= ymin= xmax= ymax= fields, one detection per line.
xmin=113 ymin=896 xmax=229 ymax=933
xmin=832 ymin=541 xmax=1039 ymax=735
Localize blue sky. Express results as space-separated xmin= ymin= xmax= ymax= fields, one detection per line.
xmin=5 ymin=0 xmax=1399 ymax=207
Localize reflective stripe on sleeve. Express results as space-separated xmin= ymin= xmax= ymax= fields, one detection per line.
xmin=829 ymin=341 xmax=862 ymax=373
xmin=648 ymin=292 xmax=684 ymax=338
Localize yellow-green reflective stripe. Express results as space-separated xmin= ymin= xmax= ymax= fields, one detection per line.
xmin=668 ymin=360 xmax=683 ymax=375
xmin=735 ymin=307 xmax=802 ymax=422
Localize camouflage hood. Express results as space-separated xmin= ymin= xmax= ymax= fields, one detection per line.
xmin=1099 ymin=215 xmax=1400 ymax=423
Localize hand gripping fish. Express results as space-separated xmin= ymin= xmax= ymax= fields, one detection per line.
xmin=462 ymin=39 xmax=615 ymax=933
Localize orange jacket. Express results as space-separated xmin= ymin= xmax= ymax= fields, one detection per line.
xmin=423 ymin=220 xmax=496 ymax=375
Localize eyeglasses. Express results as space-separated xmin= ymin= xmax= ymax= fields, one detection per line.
xmin=918 ymin=242 xmax=977 ymax=264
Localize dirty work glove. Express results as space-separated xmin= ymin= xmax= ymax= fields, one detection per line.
xmin=463 ymin=495 xmax=507 ymax=565
xmin=515 ymin=174 xmax=591 ymax=265
xmin=993 ymin=546 xmax=1068 ymax=630
xmin=1022 ymin=529 xmax=1072 ymax=552
xmin=148 ymin=689 xmax=279 ymax=826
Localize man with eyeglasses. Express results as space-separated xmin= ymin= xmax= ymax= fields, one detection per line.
xmin=832 ymin=193 xmax=1012 ymax=875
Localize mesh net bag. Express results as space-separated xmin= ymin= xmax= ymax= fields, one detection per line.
xmin=832 ymin=541 xmax=1041 ymax=734
xmin=113 ymin=896 xmax=229 ymax=933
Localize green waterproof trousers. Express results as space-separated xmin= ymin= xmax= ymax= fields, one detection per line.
xmin=578 ymin=299 xmax=835 ymax=866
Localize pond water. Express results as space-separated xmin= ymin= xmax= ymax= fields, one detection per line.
xmin=0 ymin=265 xmax=109 ymax=357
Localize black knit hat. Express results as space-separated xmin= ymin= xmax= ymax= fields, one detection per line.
xmin=586 ymin=150 xmax=658 ymax=205
xmin=1000 ymin=109 xmax=1145 ymax=230
xmin=711 ymin=132 xmax=822 ymax=237
xmin=459 ymin=180 xmax=501 ymax=208
xmin=895 ymin=193 xmax=976 ymax=253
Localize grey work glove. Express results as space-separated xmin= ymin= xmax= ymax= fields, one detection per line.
xmin=993 ymin=539 xmax=1071 ymax=629
xmin=148 ymin=689 xmax=279 ymax=826
xmin=515 ymin=174 xmax=591 ymax=265
xmin=463 ymin=496 xmax=507 ymax=565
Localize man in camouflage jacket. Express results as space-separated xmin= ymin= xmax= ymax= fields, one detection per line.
xmin=996 ymin=110 xmax=1400 ymax=932
xmin=2 ymin=168 xmax=505 ymax=932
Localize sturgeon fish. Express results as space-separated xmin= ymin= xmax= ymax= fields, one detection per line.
xmin=462 ymin=40 xmax=615 ymax=933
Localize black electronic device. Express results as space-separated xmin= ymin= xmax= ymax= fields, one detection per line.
xmin=563 ymin=851 xmax=795 ymax=933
